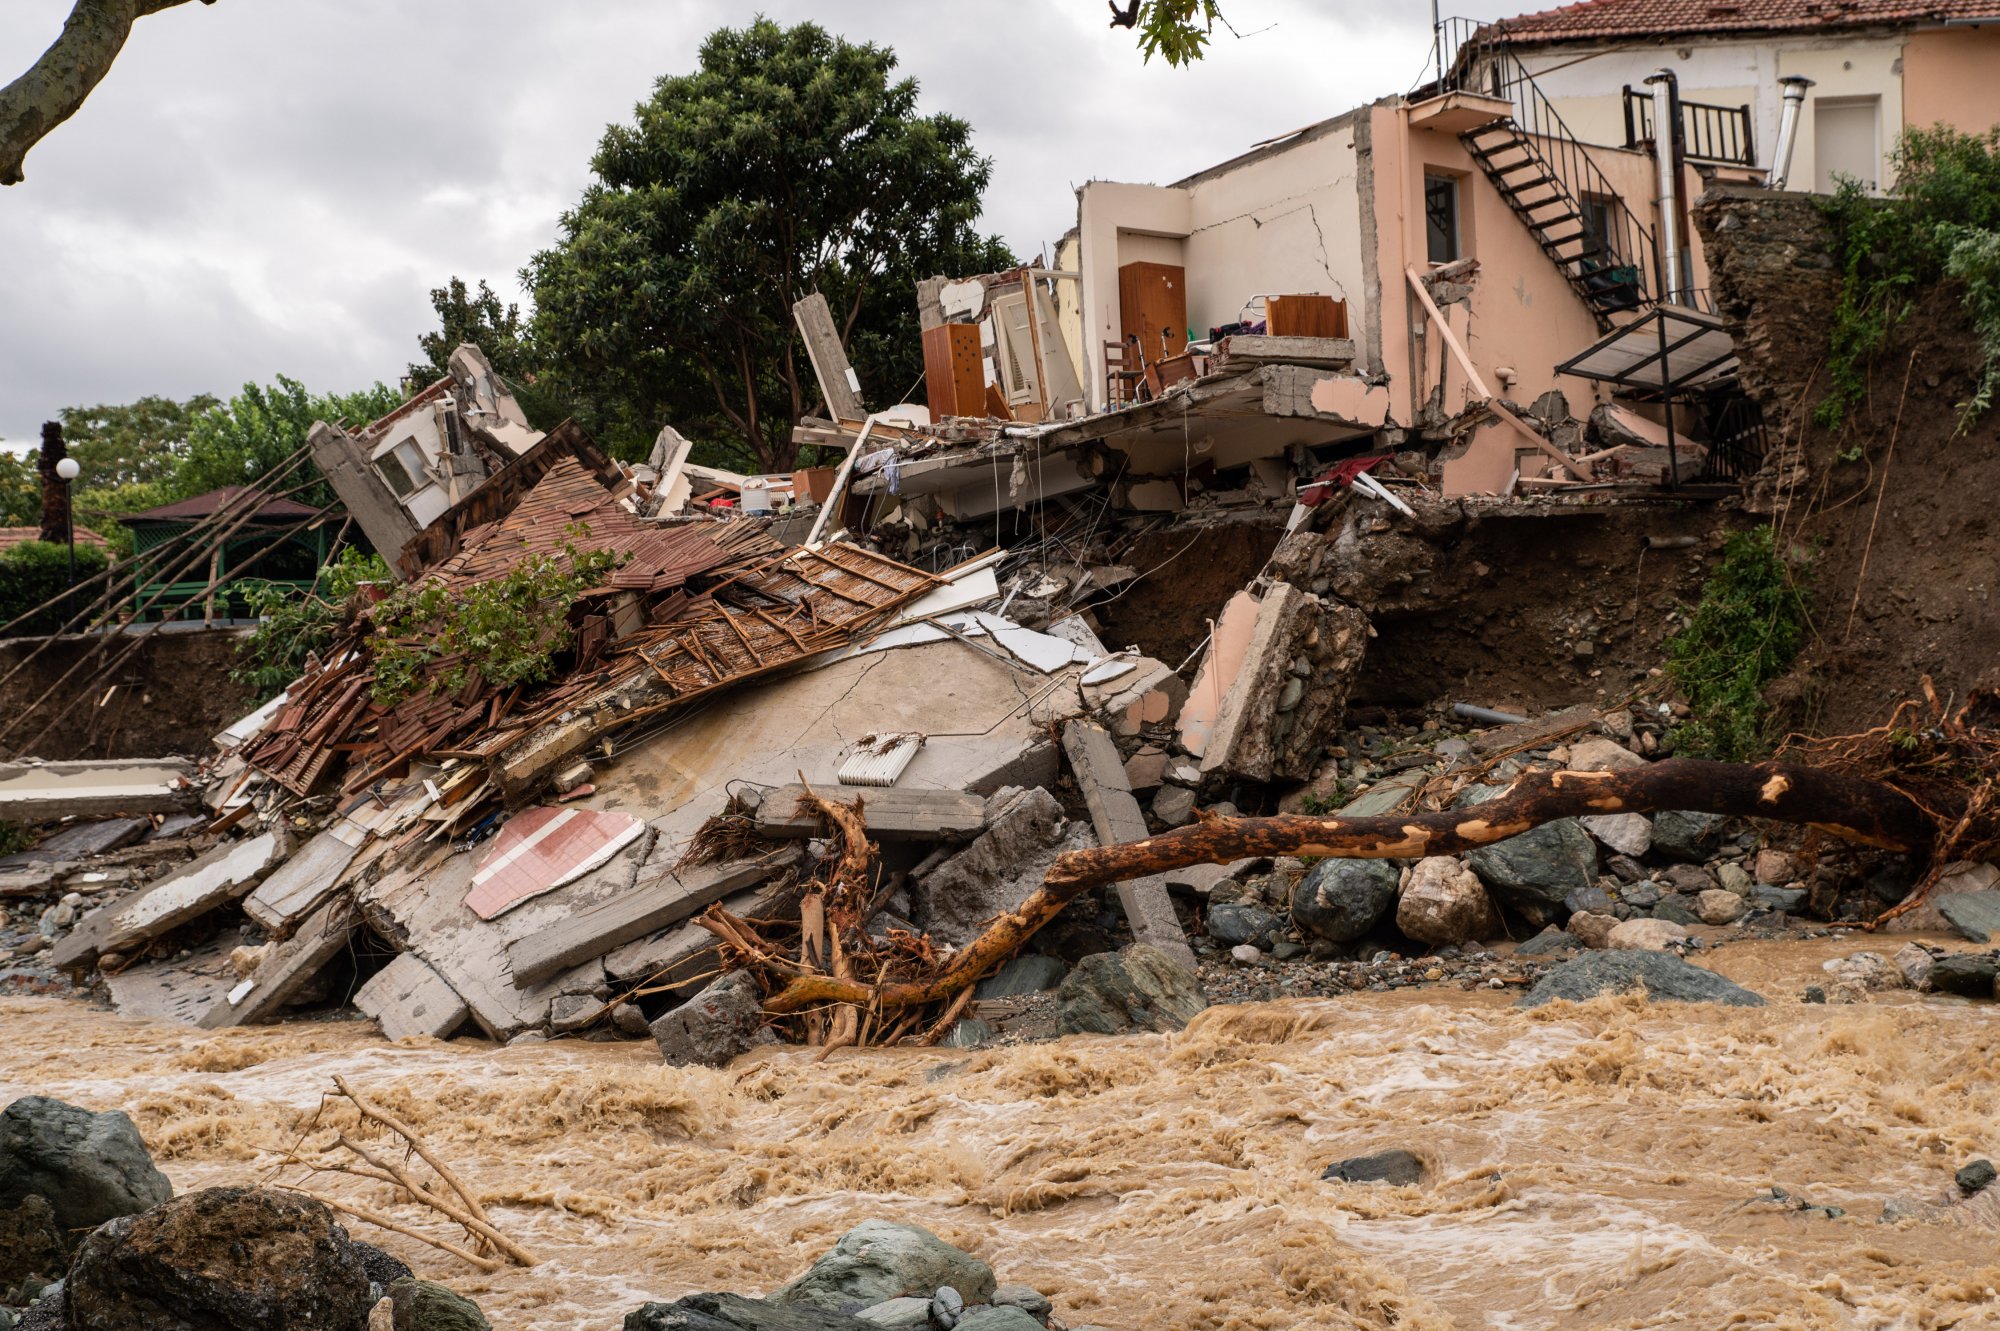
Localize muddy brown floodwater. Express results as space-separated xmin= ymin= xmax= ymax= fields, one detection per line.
xmin=4 ymin=937 xmax=1998 ymax=1330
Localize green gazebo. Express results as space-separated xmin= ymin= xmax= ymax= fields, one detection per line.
xmin=120 ymin=487 xmax=333 ymax=624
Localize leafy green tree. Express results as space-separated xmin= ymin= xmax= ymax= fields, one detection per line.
xmin=407 ymin=278 xmax=533 ymax=387
xmin=527 ymin=19 xmax=1013 ymax=471
xmin=0 ymin=451 xmax=40 ymax=527
xmin=233 ymin=546 xmax=390 ymax=700
xmin=57 ymin=393 xmax=217 ymax=488
xmin=176 ymin=375 xmax=402 ymax=504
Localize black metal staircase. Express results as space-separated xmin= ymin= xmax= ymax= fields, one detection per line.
xmin=1432 ymin=18 xmax=1661 ymax=330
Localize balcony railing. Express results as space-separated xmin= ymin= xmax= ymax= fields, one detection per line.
xmin=1623 ymin=87 xmax=1756 ymax=167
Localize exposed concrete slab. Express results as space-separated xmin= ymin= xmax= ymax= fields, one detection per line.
xmin=359 ymin=832 xmax=651 ymax=1040
xmin=102 ymin=832 xmax=282 ymax=955
xmin=242 ymin=824 xmax=364 ymax=933
xmin=0 ymin=760 xmax=194 ymax=822
xmin=1060 ymin=721 xmax=1196 ymax=973
xmin=579 ymin=639 xmax=1086 ymax=866
xmin=104 ymin=933 xmax=237 ymax=1025
xmin=505 ymin=851 xmax=792 ymax=987
xmin=0 ymin=817 xmax=150 ymax=866
xmin=354 ymin=952 xmax=469 ymax=1041
xmin=603 ymin=876 xmax=802 ymax=991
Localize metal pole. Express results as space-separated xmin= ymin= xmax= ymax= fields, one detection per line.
xmin=1645 ymin=69 xmax=1683 ymax=304
xmin=1769 ymin=76 xmax=1814 ymax=190
xmin=1658 ymin=310 xmax=1680 ymax=492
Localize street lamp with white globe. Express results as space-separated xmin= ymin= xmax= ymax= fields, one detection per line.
xmin=54 ymin=456 xmax=80 ymax=602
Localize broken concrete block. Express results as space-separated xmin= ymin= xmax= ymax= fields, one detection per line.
xmin=650 ymin=973 xmax=764 ymax=1068
xmin=353 ymin=953 xmax=469 ymax=1042
xmin=198 ymin=898 xmax=353 ymax=1028
xmin=242 ymin=825 xmax=363 ymax=933
xmin=912 ymin=788 xmax=1073 ymax=947
xmin=1060 ymin=723 xmax=1197 ymax=971
xmin=1187 ymin=582 xmax=1369 ymax=784
xmin=102 ymin=832 xmax=283 ymax=956
xmin=1151 ymin=785 xmax=1197 ymax=827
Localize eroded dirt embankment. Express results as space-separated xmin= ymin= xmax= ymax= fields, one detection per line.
xmin=1698 ymin=187 xmax=2000 ymax=737
xmin=5 ymin=937 xmax=1997 ymax=1330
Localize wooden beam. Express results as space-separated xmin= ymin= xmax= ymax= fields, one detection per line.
xmin=1405 ymin=266 xmax=1583 ymax=481
xmin=793 ymin=292 xmax=867 ymax=425
xmin=1060 ymin=721 xmax=1197 ymax=972
xmin=752 ymin=785 xmax=986 ymax=843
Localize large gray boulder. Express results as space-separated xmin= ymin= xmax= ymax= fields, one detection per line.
xmin=1517 ymin=950 xmax=1765 ymax=1008
xmin=1464 ymin=820 xmax=1598 ymax=926
xmin=0 ymin=1096 xmax=172 ymax=1235
xmin=913 ymin=789 xmax=1076 ymax=947
xmin=1290 ymin=859 xmax=1399 ymax=942
xmin=626 ymin=1293 xmax=875 ymax=1330
xmin=1056 ymin=944 xmax=1207 ymax=1035
xmin=389 ymin=1277 xmax=490 ymax=1331
xmin=65 ymin=1186 xmax=373 ymax=1331
xmin=1650 ymin=810 xmax=1725 ymax=863
xmin=651 ymin=974 xmax=765 ymax=1068
xmin=771 ymin=1220 xmax=996 ymax=1313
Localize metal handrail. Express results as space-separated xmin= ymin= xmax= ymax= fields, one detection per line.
xmin=1434 ymin=16 xmax=1661 ymax=307
xmin=1623 ymin=88 xmax=1755 ymax=167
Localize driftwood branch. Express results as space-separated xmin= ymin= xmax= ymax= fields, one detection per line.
xmin=1 ymin=0 xmax=214 ymax=186
xmin=763 ymin=758 xmax=1935 ymax=1015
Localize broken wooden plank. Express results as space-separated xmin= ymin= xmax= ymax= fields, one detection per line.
xmin=793 ymin=291 xmax=867 ymax=424
xmin=353 ymin=952 xmax=469 ymax=1041
xmin=242 ymin=823 xmax=364 ymax=933
xmin=752 ymin=784 xmax=986 ymax=842
xmin=0 ymin=760 xmax=194 ymax=822
xmin=505 ymin=851 xmax=794 ymax=987
xmin=1059 ymin=721 xmax=1198 ymax=973
xmin=198 ymin=897 xmax=353 ymax=1028
xmin=101 ymin=832 xmax=282 ymax=955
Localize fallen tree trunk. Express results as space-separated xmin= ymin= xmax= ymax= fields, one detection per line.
xmin=762 ymin=758 xmax=1933 ymax=1016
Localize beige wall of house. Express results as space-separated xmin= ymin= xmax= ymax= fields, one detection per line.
xmin=1903 ymin=26 xmax=2000 ymax=140
xmin=1073 ymin=115 xmax=1367 ymax=412
xmin=1514 ymin=30 xmax=1907 ymax=191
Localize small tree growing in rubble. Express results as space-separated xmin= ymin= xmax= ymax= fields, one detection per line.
xmin=527 ymin=19 xmax=1014 ymax=471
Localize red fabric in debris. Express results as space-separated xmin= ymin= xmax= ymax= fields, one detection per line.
xmin=1300 ymin=455 xmax=1393 ymax=507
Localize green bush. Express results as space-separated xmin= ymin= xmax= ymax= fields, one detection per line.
xmin=232 ymin=547 xmax=391 ymax=700
xmin=1665 ymin=527 xmax=1810 ymax=761
xmin=0 ymin=540 xmax=112 ymax=636
xmin=1818 ymin=125 xmax=2000 ymax=431
xmin=367 ymin=538 xmax=623 ymax=708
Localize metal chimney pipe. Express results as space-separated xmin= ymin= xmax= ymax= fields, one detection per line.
xmin=1769 ymin=75 xmax=1815 ymax=190
xmin=1644 ymin=69 xmax=1683 ymax=303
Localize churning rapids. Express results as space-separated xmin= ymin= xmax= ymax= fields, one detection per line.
xmin=4 ymin=937 xmax=1996 ymax=1330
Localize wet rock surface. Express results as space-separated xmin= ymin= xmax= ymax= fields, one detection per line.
xmin=1518 ymin=950 xmax=1766 ymax=1009
xmin=65 ymin=1186 xmax=373 ymax=1331
xmin=0 ymin=1096 xmax=172 ymax=1236
xmin=1055 ymin=944 xmax=1207 ymax=1035
xmin=771 ymin=1220 xmax=995 ymax=1313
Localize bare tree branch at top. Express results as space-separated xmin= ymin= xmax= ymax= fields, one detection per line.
xmin=0 ymin=0 xmax=214 ymax=186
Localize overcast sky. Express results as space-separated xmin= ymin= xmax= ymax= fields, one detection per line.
xmin=0 ymin=0 xmax=1516 ymax=447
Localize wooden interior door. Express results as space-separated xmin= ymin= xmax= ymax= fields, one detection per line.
xmin=1118 ymin=262 xmax=1188 ymax=368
